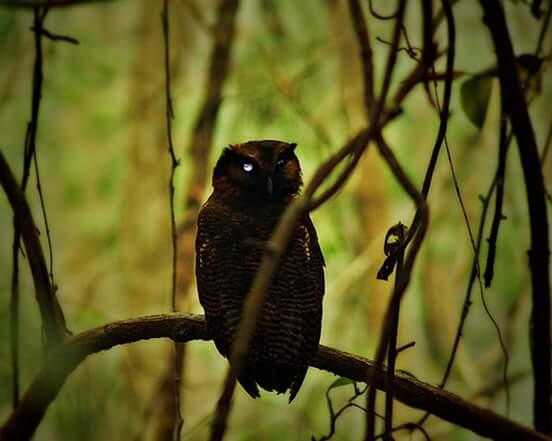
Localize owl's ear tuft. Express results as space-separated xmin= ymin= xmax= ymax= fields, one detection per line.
xmin=223 ymin=145 xmax=240 ymax=157
xmin=214 ymin=146 xmax=238 ymax=178
xmin=287 ymin=142 xmax=297 ymax=152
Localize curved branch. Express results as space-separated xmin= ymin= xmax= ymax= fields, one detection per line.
xmin=0 ymin=314 xmax=208 ymax=441
xmin=0 ymin=151 xmax=68 ymax=344
xmin=313 ymin=346 xmax=548 ymax=441
xmin=0 ymin=314 xmax=547 ymax=441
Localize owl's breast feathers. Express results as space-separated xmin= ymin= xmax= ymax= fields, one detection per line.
xmin=195 ymin=193 xmax=325 ymax=401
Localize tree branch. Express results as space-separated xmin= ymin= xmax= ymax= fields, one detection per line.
xmin=0 ymin=314 xmax=548 ymax=441
xmin=479 ymin=0 xmax=551 ymax=434
xmin=483 ymin=115 xmax=508 ymax=287
xmin=0 ymin=151 xmax=68 ymax=344
xmin=348 ymin=0 xmax=375 ymax=114
xmin=0 ymin=314 xmax=208 ymax=441
xmin=160 ymin=1 xmax=184 ymax=439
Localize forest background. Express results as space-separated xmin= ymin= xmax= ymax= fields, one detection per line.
xmin=0 ymin=0 xmax=550 ymax=440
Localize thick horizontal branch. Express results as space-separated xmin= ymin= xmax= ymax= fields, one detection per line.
xmin=0 ymin=314 xmax=547 ymax=441
xmin=0 ymin=314 xmax=208 ymax=441
xmin=313 ymin=347 xmax=548 ymax=441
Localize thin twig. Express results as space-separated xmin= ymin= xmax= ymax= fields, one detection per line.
xmin=30 ymin=25 xmax=79 ymax=44
xmin=374 ymin=422 xmax=432 ymax=441
xmin=375 ymin=35 xmax=420 ymax=60
xmin=381 ymin=0 xmax=454 ymax=285
xmin=162 ymin=0 xmax=179 ymax=317
xmin=535 ymin=0 xmax=552 ymax=57
xmin=396 ymin=341 xmax=415 ymax=353
xmin=420 ymin=0 xmax=434 ymax=72
xmin=541 ymin=119 xmax=552 ymax=165
xmin=483 ymin=115 xmax=508 ymax=287
xmin=368 ymin=0 xmax=399 ymax=20
xmin=485 ymin=0 xmax=551 ymax=287
xmin=32 ymin=145 xmax=56 ymax=289
xmin=162 ymin=1 xmax=183 ymax=439
xmin=366 ymin=2 xmax=455 ymax=438
xmin=423 ymin=22 xmax=511 ymax=414
xmin=9 ymin=10 xmax=66 ymax=398
xmin=362 ymin=3 xmax=409 ymax=438
xmin=418 ymin=169 xmax=498 ymax=427
xmin=383 ymin=225 xmax=406 ymax=441
xmin=417 ymin=123 xmax=515 ymax=427
xmin=308 ymin=146 xmax=364 ymax=211
xmin=441 ymin=116 xmax=511 ymax=415
xmin=9 ymin=7 xmax=48 ymax=406
xmin=420 ymin=0 xmax=455 ymax=200
xmin=29 ymin=6 xmax=59 ymax=319
xmin=10 ymin=228 xmax=20 ymax=408
xmin=317 ymin=382 xmax=383 ymax=441
xmin=166 ymin=1 xmax=239 ymax=438
xmin=366 ymin=134 xmax=428 ymax=441
xmin=420 ymin=0 xmax=551 ymax=426
xmin=371 ymin=0 xmax=407 ymax=127
xmin=348 ymin=0 xmax=375 ymax=112
xmin=1 ymin=151 xmax=68 ymax=344
xmin=536 ymin=3 xmax=552 ymax=167
xmin=479 ymin=0 xmax=551 ymax=432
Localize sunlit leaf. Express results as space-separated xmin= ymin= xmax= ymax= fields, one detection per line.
xmin=327 ymin=377 xmax=353 ymax=391
xmin=460 ymin=74 xmax=493 ymax=130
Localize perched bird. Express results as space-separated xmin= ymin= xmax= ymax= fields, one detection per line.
xmin=195 ymin=140 xmax=325 ymax=402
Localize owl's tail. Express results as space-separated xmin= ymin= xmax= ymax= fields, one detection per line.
xmin=236 ymin=369 xmax=261 ymax=399
xmin=238 ymin=361 xmax=308 ymax=403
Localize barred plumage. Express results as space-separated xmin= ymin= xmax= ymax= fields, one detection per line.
xmin=195 ymin=140 xmax=325 ymax=401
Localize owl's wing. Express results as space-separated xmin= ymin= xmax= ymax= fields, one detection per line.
xmin=195 ymin=201 xmax=232 ymax=355
xmin=305 ymin=214 xmax=325 ymax=286
xmin=286 ymin=214 xmax=325 ymax=402
xmin=195 ymin=200 xmax=261 ymax=398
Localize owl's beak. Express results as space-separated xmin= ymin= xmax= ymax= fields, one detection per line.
xmin=266 ymin=177 xmax=273 ymax=196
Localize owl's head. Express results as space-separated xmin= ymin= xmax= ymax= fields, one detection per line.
xmin=212 ymin=140 xmax=302 ymax=200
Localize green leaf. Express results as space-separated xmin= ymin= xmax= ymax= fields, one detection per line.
xmin=460 ymin=75 xmax=493 ymax=130
xmin=327 ymin=377 xmax=354 ymax=391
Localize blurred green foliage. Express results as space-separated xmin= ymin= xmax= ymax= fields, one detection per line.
xmin=0 ymin=1 xmax=550 ymax=440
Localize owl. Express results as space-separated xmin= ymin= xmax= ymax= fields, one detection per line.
xmin=195 ymin=140 xmax=325 ymax=402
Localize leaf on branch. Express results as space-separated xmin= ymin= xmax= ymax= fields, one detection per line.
xmin=460 ymin=74 xmax=493 ymax=130
xmin=327 ymin=377 xmax=354 ymax=391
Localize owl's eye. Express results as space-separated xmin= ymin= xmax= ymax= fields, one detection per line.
xmin=242 ymin=162 xmax=254 ymax=173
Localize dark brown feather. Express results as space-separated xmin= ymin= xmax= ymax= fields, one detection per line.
xmin=195 ymin=140 xmax=324 ymax=401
